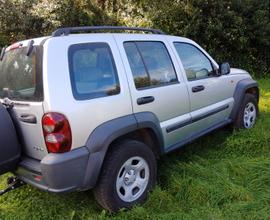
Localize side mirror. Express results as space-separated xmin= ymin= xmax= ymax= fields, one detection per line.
xmin=219 ymin=62 xmax=230 ymax=75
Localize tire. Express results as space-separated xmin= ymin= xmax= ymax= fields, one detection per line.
xmin=94 ymin=140 xmax=157 ymax=212
xmin=234 ymin=93 xmax=258 ymax=129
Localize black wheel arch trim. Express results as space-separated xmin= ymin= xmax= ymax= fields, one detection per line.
xmin=82 ymin=112 xmax=163 ymax=190
xmin=230 ymin=78 xmax=259 ymax=121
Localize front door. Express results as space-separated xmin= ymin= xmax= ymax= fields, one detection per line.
xmin=172 ymin=41 xmax=234 ymax=135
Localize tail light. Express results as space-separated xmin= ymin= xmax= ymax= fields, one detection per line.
xmin=42 ymin=113 xmax=72 ymax=153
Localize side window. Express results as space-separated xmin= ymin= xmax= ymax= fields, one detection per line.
xmin=174 ymin=42 xmax=213 ymax=81
xmin=124 ymin=41 xmax=178 ymax=89
xmin=68 ymin=43 xmax=120 ymax=100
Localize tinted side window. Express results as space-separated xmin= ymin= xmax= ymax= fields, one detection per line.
xmin=124 ymin=41 xmax=178 ymax=89
xmin=68 ymin=43 xmax=120 ymax=100
xmin=174 ymin=43 xmax=213 ymax=81
xmin=124 ymin=42 xmax=150 ymax=88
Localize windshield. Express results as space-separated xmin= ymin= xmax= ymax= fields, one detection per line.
xmin=0 ymin=46 xmax=43 ymax=101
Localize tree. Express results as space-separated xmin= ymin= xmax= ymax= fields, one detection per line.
xmin=134 ymin=0 xmax=270 ymax=76
xmin=0 ymin=0 xmax=269 ymax=76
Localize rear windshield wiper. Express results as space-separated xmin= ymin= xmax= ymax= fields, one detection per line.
xmin=26 ymin=40 xmax=34 ymax=56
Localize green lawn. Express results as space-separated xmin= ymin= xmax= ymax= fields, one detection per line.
xmin=0 ymin=79 xmax=270 ymax=220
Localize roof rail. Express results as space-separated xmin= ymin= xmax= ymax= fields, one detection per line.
xmin=52 ymin=26 xmax=165 ymax=37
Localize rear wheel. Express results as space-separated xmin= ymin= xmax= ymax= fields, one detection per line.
xmin=94 ymin=140 xmax=157 ymax=212
xmin=234 ymin=93 xmax=258 ymax=129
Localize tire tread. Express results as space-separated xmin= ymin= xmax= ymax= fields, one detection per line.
xmin=94 ymin=139 xmax=156 ymax=212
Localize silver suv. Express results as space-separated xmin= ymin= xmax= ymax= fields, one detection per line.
xmin=0 ymin=26 xmax=259 ymax=212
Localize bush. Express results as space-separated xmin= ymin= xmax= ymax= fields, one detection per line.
xmin=0 ymin=0 xmax=269 ymax=77
xmin=138 ymin=0 xmax=270 ymax=77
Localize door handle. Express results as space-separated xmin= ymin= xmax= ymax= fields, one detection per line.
xmin=192 ymin=85 xmax=205 ymax=93
xmin=19 ymin=114 xmax=37 ymax=124
xmin=137 ymin=96 xmax=155 ymax=105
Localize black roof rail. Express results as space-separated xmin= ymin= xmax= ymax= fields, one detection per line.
xmin=52 ymin=26 xmax=165 ymax=37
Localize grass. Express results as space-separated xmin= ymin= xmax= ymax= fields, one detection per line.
xmin=0 ymin=78 xmax=270 ymax=220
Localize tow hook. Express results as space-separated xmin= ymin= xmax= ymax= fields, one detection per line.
xmin=0 ymin=176 xmax=25 ymax=196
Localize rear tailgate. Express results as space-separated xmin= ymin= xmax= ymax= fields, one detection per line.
xmin=0 ymin=41 xmax=47 ymax=160
xmin=11 ymin=102 xmax=47 ymax=160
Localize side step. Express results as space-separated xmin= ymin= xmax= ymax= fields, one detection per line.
xmin=0 ymin=176 xmax=25 ymax=196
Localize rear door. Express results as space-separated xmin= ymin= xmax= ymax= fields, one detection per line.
xmin=0 ymin=43 xmax=47 ymax=160
xmin=115 ymin=34 xmax=191 ymax=148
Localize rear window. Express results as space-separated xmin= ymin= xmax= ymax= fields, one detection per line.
xmin=0 ymin=46 xmax=43 ymax=101
xmin=68 ymin=43 xmax=120 ymax=100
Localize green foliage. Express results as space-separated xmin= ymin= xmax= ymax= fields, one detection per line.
xmin=31 ymin=0 xmax=118 ymax=34
xmin=0 ymin=0 xmax=117 ymax=40
xmin=0 ymin=0 xmax=269 ymax=77
xmin=0 ymin=78 xmax=270 ymax=219
xmin=0 ymin=0 xmax=43 ymax=41
xmin=137 ymin=0 xmax=270 ymax=77
xmin=0 ymin=33 xmax=9 ymax=47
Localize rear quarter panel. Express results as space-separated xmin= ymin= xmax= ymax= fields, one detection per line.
xmin=42 ymin=35 xmax=133 ymax=150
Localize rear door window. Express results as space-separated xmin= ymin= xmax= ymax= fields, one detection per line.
xmin=124 ymin=41 xmax=178 ymax=89
xmin=0 ymin=46 xmax=43 ymax=101
xmin=68 ymin=43 xmax=120 ymax=100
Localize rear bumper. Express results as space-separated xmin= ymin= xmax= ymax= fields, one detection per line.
xmin=15 ymin=147 xmax=90 ymax=193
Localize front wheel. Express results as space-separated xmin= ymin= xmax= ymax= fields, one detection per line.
xmin=234 ymin=93 xmax=258 ymax=129
xmin=94 ymin=140 xmax=157 ymax=212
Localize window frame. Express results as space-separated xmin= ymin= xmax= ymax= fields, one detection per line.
xmin=123 ymin=40 xmax=179 ymax=90
xmin=173 ymin=42 xmax=217 ymax=82
xmin=68 ymin=42 xmax=120 ymax=100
